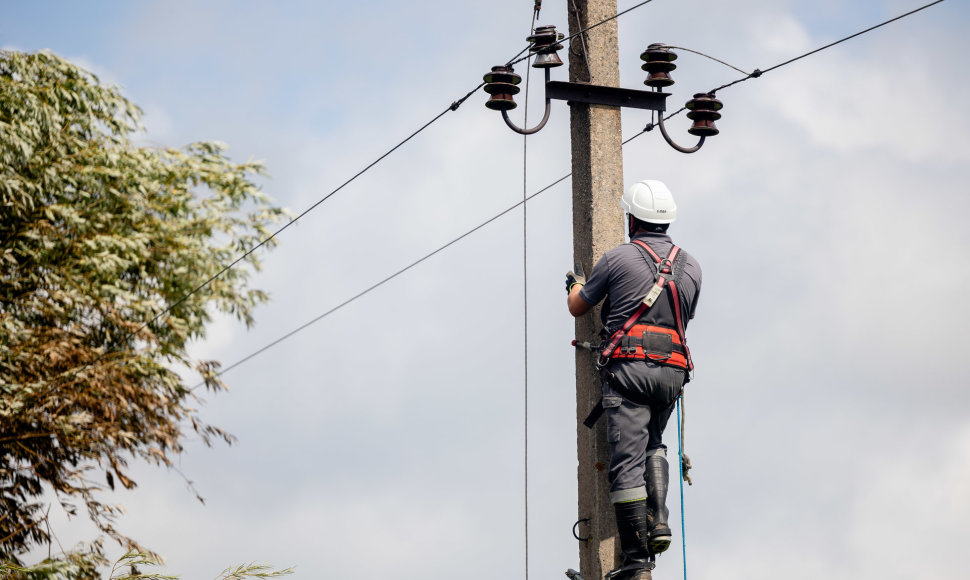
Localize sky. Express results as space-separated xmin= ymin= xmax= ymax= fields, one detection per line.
xmin=3 ymin=0 xmax=970 ymax=578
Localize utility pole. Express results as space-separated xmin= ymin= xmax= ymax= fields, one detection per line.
xmin=481 ymin=7 xmax=706 ymax=577
xmin=568 ymin=1 xmax=625 ymax=579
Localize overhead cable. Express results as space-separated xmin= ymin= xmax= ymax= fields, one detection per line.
xmin=659 ymin=45 xmax=751 ymax=76
xmin=649 ymin=0 xmax=947 ymax=133
xmin=521 ymin=11 xmax=536 ymax=580
xmin=190 ymin=176 xmax=562 ymax=389
xmin=128 ymin=0 xmax=666 ymax=343
xmin=761 ymin=0 xmax=945 ymax=77
xmin=708 ymin=0 xmax=946 ymax=95
xmin=506 ymin=0 xmax=657 ymax=67
xmin=193 ymin=0 xmax=949 ymax=382
xmin=121 ymin=0 xmax=665 ymax=354
xmin=560 ymin=0 xmax=656 ymax=49
xmin=130 ymin=82 xmax=484 ymax=342
xmin=52 ymin=81 xmax=487 ymax=389
xmin=193 ymin=126 xmax=661 ymax=386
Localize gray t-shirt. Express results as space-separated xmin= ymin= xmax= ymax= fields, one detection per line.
xmin=579 ymin=232 xmax=702 ymax=336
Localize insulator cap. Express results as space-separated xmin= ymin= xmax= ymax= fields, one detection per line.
xmin=643 ymin=71 xmax=675 ymax=88
xmin=483 ymin=82 xmax=521 ymax=96
xmin=641 ymin=60 xmax=676 ymax=73
xmin=483 ymin=66 xmax=522 ymax=86
xmin=686 ymin=109 xmax=721 ymax=121
xmin=485 ymin=94 xmax=518 ymax=111
xmin=640 ymin=43 xmax=678 ymax=63
xmin=685 ymin=92 xmax=723 ymax=111
xmin=483 ymin=65 xmax=522 ymax=111
xmin=527 ymin=24 xmax=565 ymax=68
xmin=685 ymin=93 xmax=723 ymax=136
xmin=641 ymin=43 xmax=678 ymax=87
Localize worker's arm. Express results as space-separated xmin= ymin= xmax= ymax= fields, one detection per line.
xmin=565 ymin=266 xmax=594 ymax=317
xmin=567 ymin=285 xmax=593 ymax=317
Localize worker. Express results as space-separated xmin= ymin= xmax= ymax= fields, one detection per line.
xmin=566 ymin=180 xmax=702 ymax=580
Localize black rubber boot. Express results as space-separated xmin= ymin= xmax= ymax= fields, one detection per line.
xmin=604 ymin=499 xmax=654 ymax=580
xmin=645 ymin=455 xmax=672 ymax=553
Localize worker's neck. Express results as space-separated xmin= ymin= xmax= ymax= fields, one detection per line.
xmin=630 ymin=228 xmax=668 ymax=239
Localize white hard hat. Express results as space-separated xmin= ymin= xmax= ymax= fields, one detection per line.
xmin=620 ymin=179 xmax=677 ymax=224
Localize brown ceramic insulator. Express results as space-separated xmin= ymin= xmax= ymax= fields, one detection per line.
xmin=686 ymin=109 xmax=722 ymax=122
xmin=485 ymin=93 xmax=518 ymax=111
xmin=527 ymin=25 xmax=565 ymax=68
xmin=644 ymin=71 xmax=675 ymax=87
xmin=641 ymin=60 xmax=677 ymax=73
xmin=640 ymin=44 xmax=678 ymax=63
xmin=685 ymin=92 xmax=723 ymax=112
xmin=685 ymin=93 xmax=723 ymax=136
xmin=688 ymin=119 xmax=719 ymax=136
xmin=483 ymin=65 xmax=522 ymax=111
xmin=527 ymin=25 xmax=563 ymax=47
xmin=533 ymin=52 xmax=564 ymax=68
xmin=483 ymin=65 xmax=522 ymax=86
xmin=484 ymin=82 xmax=521 ymax=96
xmin=641 ymin=45 xmax=677 ymax=87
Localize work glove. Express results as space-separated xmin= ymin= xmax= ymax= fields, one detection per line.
xmin=565 ymin=263 xmax=586 ymax=293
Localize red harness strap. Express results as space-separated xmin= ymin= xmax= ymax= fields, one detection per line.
xmin=609 ymin=324 xmax=689 ymax=367
xmin=667 ymin=280 xmax=694 ymax=371
xmin=598 ymin=240 xmax=693 ymax=371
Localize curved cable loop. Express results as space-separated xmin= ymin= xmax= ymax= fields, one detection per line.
xmin=501 ymin=68 xmax=552 ymax=135
xmin=657 ymin=44 xmax=751 ymax=76
xmin=656 ymin=110 xmax=704 ymax=154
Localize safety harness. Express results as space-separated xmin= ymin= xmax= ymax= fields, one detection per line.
xmin=598 ymin=240 xmax=693 ymax=372
xmin=581 ymin=239 xmax=693 ymax=428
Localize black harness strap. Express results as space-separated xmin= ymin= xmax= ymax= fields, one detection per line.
xmin=597 ymin=242 xmax=679 ymax=365
xmin=582 ymin=240 xmax=691 ymax=428
xmin=597 ymin=240 xmax=680 ymax=367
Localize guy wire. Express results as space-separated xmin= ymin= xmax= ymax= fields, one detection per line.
xmin=522 ymin=8 xmax=536 ymax=579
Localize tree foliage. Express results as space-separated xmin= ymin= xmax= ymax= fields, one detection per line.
xmin=0 ymin=50 xmax=285 ymax=561
xmin=0 ymin=550 xmax=293 ymax=580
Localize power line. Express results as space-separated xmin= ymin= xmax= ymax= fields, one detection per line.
xmin=55 ymin=81 xmax=488 ymax=389
xmin=122 ymin=0 xmax=667 ymax=360
xmin=191 ymin=173 xmax=570 ymax=389
xmin=647 ymin=0 xmax=946 ymax=134
xmin=521 ymin=10 xmax=536 ymax=580
xmin=660 ymin=45 xmax=751 ymax=76
xmin=193 ymin=0 xmax=949 ymax=384
xmin=561 ymin=0 xmax=657 ymax=48
xmin=193 ymin=129 xmax=659 ymax=387
xmin=97 ymin=0 xmax=666 ymax=383
xmin=131 ymin=82 xmax=484 ymax=342
xmin=705 ymin=0 xmax=946 ymax=96
xmin=761 ymin=0 xmax=945 ymax=76
xmin=507 ymin=0 xmax=657 ymax=67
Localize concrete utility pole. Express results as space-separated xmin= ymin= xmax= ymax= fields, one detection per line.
xmin=568 ymin=1 xmax=625 ymax=579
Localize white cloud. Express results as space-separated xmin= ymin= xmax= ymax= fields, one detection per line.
xmin=843 ymin=424 xmax=970 ymax=578
xmin=8 ymin=1 xmax=970 ymax=578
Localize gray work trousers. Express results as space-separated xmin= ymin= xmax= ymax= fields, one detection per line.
xmin=603 ymin=360 xmax=685 ymax=503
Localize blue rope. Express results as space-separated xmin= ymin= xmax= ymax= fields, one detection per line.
xmin=676 ymin=395 xmax=687 ymax=580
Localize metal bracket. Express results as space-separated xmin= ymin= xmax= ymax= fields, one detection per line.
xmin=572 ymin=517 xmax=591 ymax=542
xmin=656 ymin=110 xmax=705 ymax=153
xmin=546 ymin=81 xmax=670 ymax=111
xmin=501 ymin=68 xmax=553 ymax=135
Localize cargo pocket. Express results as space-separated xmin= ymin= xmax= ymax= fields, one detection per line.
xmin=603 ymin=396 xmax=623 ymax=443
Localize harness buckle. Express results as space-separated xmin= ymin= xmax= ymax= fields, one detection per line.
xmin=619 ymin=336 xmax=635 ymax=355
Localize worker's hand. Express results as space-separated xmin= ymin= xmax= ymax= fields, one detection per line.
xmin=565 ymin=263 xmax=586 ymax=293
